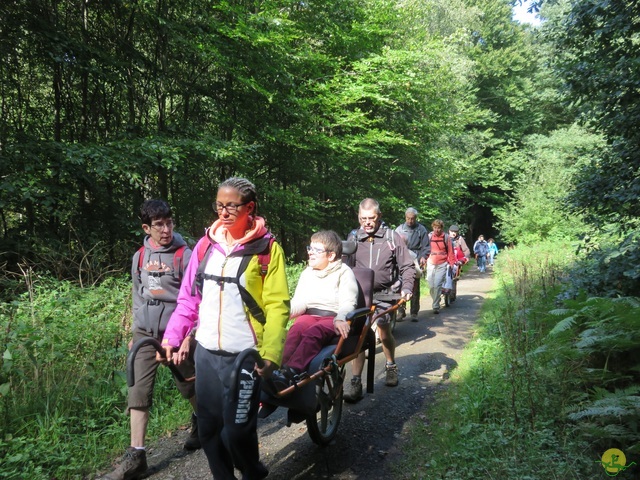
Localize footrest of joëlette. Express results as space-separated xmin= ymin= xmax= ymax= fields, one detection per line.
xmin=259 ymin=344 xmax=338 ymax=417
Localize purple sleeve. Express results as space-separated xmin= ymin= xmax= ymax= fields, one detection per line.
xmin=162 ymin=238 xmax=205 ymax=348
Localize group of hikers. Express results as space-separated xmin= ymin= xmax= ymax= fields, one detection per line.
xmin=472 ymin=234 xmax=499 ymax=273
xmin=100 ymin=177 xmax=495 ymax=480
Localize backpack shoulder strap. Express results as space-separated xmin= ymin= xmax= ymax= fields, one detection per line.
xmin=231 ymin=235 xmax=274 ymax=324
xmin=191 ymin=240 xmax=213 ymax=296
xmin=257 ymin=235 xmax=275 ymax=280
xmin=136 ymin=246 xmax=146 ymax=282
xmin=137 ymin=245 xmax=145 ymax=268
xmin=197 ymin=239 xmax=210 ymax=262
xmin=190 ymin=235 xmax=274 ymax=324
xmin=172 ymin=245 xmax=188 ymax=279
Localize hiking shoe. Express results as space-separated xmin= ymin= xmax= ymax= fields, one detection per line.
xmin=397 ymin=307 xmax=406 ymax=322
xmin=184 ymin=413 xmax=201 ymax=450
xmin=343 ymin=377 xmax=363 ymax=403
xmin=385 ymin=364 xmax=399 ymax=387
xmin=101 ymin=447 xmax=147 ymax=480
xmin=410 ymin=314 xmax=418 ymax=322
xmin=433 ymin=309 xmax=440 ymax=314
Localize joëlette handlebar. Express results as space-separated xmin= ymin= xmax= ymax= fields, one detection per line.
xmin=371 ymin=297 xmax=407 ymax=324
xmin=126 ymin=336 xmax=194 ymax=387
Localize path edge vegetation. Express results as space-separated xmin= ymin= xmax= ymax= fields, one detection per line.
xmin=0 ymin=263 xmax=306 ymax=480
xmin=396 ymin=241 xmax=640 ymax=479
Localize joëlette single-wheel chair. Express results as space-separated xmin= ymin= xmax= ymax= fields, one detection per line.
xmin=127 ymin=243 xmax=405 ymax=446
xmin=257 ymin=268 xmax=406 ymax=445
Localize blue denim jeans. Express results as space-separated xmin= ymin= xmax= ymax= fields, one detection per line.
xmin=477 ymin=255 xmax=487 ymax=272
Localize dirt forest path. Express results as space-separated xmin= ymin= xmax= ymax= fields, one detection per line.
xmin=132 ymin=267 xmax=496 ymax=480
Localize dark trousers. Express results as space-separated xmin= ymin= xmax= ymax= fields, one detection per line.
xmin=195 ymin=345 xmax=267 ymax=480
xmin=410 ymin=276 xmax=421 ymax=316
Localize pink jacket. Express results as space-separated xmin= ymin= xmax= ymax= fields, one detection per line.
xmin=162 ymin=216 xmax=290 ymax=365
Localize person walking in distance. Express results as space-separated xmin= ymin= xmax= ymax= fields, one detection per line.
xmin=487 ymin=238 xmax=499 ymax=266
xmin=343 ymin=198 xmax=415 ymax=402
xmin=473 ymin=235 xmax=490 ymax=273
xmin=442 ymin=225 xmax=470 ymax=302
xmin=425 ymin=219 xmax=455 ymax=314
xmin=395 ymin=208 xmax=429 ymax=321
xmin=448 ymin=225 xmax=470 ymax=259
xmin=100 ymin=199 xmax=199 ymax=480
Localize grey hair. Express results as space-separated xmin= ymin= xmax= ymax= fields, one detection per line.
xmin=359 ymin=198 xmax=381 ymax=215
xmin=405 ymin=207 xmax=418 ymax=216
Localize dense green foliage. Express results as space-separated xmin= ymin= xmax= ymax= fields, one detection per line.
xmin=0 ymin=276 xmax=133 ymax=478
xmin=539 ymin=0 xmax=640 ymax=297
xmin=398 ymin=243 xmax=640 ymax=478
xmin=546 ymin=0 xmax=640 ymax=225
xmin=2 ymin=0 xmax=640 ymax=477
xmin=496 ymin=124 xmax=604 ymax=245
xmin=0 ymin=0 xmax=488 ymax=272
xmin=0 ymin=265 xmax=305 ymax=479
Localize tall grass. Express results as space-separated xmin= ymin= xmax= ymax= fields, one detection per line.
xmin=0 ymin=273 xmax=187 ymax=479
xmin=395 ymin=241 xmax=628 ymax=479
xmin=0 ymin=262 xmax=307 ymax=479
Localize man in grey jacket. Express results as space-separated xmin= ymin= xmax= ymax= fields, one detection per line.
xmin=102 ymin=199 xmax=199 ymax=480
xmin=343 ymin=198 xmax=415 ymax=402
xmin=395 ymin=208 xmax=429 ymax=321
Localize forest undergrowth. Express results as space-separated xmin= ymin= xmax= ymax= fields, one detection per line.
xmin=0 ymin=263 xmax=307 ymax=479
xmin=397 ymin=241 xmax=640 ymax=479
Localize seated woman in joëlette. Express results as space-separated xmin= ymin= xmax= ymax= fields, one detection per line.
xmin=273 ymin=230 xmax=358 ymax=388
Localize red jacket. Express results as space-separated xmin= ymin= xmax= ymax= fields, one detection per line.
xmin=427 ymin=232 xmax=455 ymax=266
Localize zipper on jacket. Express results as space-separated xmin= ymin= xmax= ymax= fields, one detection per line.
xmin=217 ymin=256 xmax=229 ymax=350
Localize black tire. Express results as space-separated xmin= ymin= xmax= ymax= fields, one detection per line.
xmin=306 ymin=373 xmax=343 ymax=445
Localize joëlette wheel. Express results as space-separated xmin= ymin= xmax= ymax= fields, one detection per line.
xmin=306 ymin=374 xmax=343 ymax=445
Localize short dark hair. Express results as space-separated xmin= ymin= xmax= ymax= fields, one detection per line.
xmin=310 ymin=230 xmax=343 ymax=257
xmin=140 ymin=199 xmax=172 ymax=225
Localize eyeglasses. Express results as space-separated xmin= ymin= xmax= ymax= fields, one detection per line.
xmin=306 ymin=245 xmax=327 ymax=255
xmin=150 ymin=220 xmax=173 ymax=231
xmin=214 ymin=202 xmax=248 ymax=214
